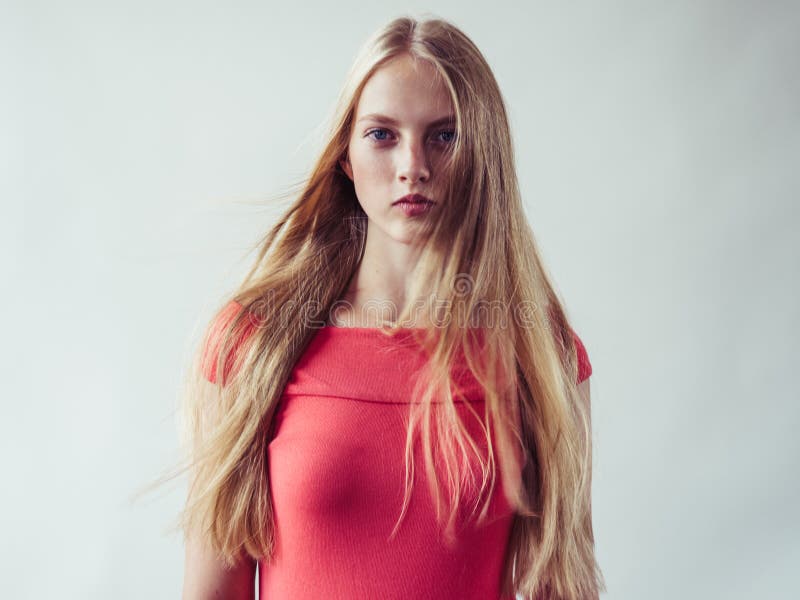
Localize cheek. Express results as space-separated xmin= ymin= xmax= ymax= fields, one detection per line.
xmin=350 ymin=146 xmax=393 ymax=187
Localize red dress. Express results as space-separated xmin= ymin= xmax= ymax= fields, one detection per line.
xmin=202 ymin=301 xmax=592 ymax=599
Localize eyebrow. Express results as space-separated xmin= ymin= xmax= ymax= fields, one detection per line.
xmin=356 ymin=113 xmax=456 ymax=128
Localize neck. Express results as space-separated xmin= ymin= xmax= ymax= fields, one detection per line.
xmin=335 ymin=225 xmax=432 ymax=327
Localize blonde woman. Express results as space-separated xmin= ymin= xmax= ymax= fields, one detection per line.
xmin=178 ymin=15 xmax=605 ymax=600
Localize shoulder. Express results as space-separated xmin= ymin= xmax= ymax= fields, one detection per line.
xmin=570 ymin=328 xmax=592 ymax=384
xmin=544 ymin=304 xmax=592 ymax=385
xmin=201 ymin=299 xmax=261 ymax=385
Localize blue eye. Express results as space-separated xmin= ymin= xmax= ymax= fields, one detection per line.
xmin=436 ymin=130 xmax=456 ymax=143
xmin=364 ymin=128 xmax=457 ymax=143
xmin=366 ymin=128 xmax=393 ymax=141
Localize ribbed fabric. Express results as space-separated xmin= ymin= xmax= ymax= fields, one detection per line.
xmin=202 ymin=301 xmax=593 ymax=599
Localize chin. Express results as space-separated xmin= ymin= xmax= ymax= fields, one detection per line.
xmin=384 ymin=231 xmax=416 ymax=246
xmin=389 ymin=225 xmax=429 ymax=246
xmin=364 ymin=220 xmax=415 ymax=245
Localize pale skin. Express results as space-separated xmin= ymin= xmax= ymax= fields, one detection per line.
xmin=181 ymin=52 xmax=595 ymax=598
xmin=335 ymin=53 xmax=455 ymax=327
xmin=181 ymin=533 xmax=256 ymax=600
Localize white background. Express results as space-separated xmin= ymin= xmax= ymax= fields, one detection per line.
xmin=2 ymin=1 xmax=798 ymax=598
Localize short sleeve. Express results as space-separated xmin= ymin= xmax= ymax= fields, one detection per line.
xmin=200 ymin=300 xmax=258 ymax=385
xmin=571 ymin=329 xmax=592 ymax=384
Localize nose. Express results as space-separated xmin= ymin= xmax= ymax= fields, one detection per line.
xmin=397 ymin=138 xmax=430 ymax=184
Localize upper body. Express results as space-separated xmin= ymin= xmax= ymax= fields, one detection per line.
xmin=182 ymin=16 xmax=602 ymax=600
xmin=184 ymin=300 xmax=593 ymax=599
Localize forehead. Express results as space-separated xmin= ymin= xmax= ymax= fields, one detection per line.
xmin=355 ymin=55 xmax=453 ymax=123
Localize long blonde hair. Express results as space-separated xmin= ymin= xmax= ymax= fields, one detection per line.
xmin=159 ymin=14 xmax=604 ymax=600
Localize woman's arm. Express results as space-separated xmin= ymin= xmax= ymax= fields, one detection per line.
xmin=182 ymin=533 xmax=256 ymax=600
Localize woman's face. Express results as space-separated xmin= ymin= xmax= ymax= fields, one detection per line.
xmin=341 ymin=54 xmax=455 ymax=246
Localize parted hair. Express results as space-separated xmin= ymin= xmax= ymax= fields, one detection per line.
xmin=155 ymin=14 xmax=604 ymax=600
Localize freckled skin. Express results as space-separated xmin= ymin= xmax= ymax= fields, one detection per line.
xmin=333 ymin=54 xmax=457 ymax=327
xmin=340 ymin=54 xmax=455 ymax=248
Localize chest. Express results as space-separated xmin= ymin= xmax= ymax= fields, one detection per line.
xmin=267 ymin=394 xmax=515 ymax=539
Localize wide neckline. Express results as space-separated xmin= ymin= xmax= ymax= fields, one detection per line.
xmin=229 ymin=301 xmax=436 ymax=333
xmin=320 ymin=325 xmax=427 ymax=332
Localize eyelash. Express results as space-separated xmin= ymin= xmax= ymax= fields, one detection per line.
xmin=365 ymin=128 xmax=457 ymax=144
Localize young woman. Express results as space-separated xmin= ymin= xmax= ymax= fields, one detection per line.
xmin=177 ymin=15 xmax=605 ymax=600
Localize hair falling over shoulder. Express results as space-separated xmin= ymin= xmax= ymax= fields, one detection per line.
xmin=149 ymin=14 xmax=605 ymax=600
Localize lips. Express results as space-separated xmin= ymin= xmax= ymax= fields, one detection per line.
xmin=393 ymin=193 xmax=433 ymax=205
